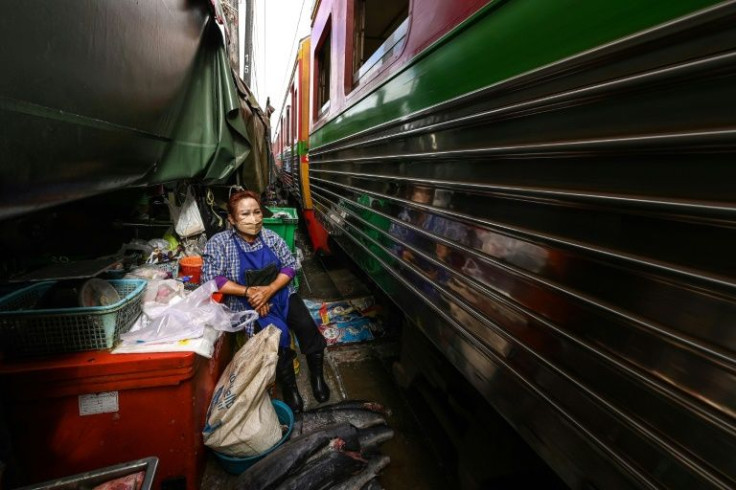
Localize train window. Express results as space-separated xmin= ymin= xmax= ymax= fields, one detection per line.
xmin=281 ymin=118 xmax=284 ymax=148
xmin=315 ymin=25 xmax=331 ymax=118
xmin=285 ymin=105 xmax=291 ymax=144
xmin=351 ymin=0 xmax=409 ymax=87
xmin=293 ymin=88 xmax=302 ymax=141
xmin=291 ymin=87 xmax=297 ymax=143
xmin=280 ymin=117 xmax=285 ymax=149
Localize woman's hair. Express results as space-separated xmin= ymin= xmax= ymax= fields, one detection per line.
xmin=227 ymin=190 xmax=261 ymax=216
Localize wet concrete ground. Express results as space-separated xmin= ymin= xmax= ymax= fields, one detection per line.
xmin=201 ymin=345 xmax=454 ymax=489
xmin=201 ymin=251 xmax=455 ymax=489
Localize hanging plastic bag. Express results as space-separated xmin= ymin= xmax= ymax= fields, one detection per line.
xmin=175 ymin=187 xmax=206 ymax=238
xmin=203 ymin=325 xmax=282 ymax=456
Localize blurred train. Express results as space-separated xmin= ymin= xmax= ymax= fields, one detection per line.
xmin=273 ymin=0 xmax=736 ymax=488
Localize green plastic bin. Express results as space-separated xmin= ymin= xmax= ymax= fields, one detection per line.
xmin=263 ymin=207 xmax=298 ymax=253
xmin=263 ymin=207 xmax=300 ymax=291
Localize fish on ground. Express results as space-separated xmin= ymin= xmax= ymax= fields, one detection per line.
xmin=291 ymin=409 xmax=387 ymax=438
xmin=239 ymin=401 xmax=395 ymax=490
xmin=360 ymin=478 xmax=385 ymax=490
xmin=274 ymin=448 xmax=367 ymax=490
xmin=331 ymin=455 xmax=390 ymax=490
xmin=235 ymin=422 xmax=360 ymax=490
xmin=303 ymin=424 xmax=393 ymax=466
xmin=356 ymin=424 xmax=394 ymax=454
xmin=311 ymin=400 xmax=392 ymax=416
xmin=302 ymin=437 xmax=349 ymax=466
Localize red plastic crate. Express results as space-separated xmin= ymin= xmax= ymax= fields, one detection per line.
xmin=0 ymin=334 xmax=233 ymax=489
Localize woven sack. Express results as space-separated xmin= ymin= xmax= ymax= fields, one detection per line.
xmin=203 ymin=325 xmax=281 ymax=456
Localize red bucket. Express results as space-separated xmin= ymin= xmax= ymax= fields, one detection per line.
xmin=178 ymin=256 xmax=203 ymax=284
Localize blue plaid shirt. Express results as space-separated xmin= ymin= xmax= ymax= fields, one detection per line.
xmin=202 ymin=227 xmax=297 ymax=312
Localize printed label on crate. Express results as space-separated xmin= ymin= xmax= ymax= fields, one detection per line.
xmin=78 ymin=391 xmax=119 ymax=416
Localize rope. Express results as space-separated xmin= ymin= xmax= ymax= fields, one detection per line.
xmin=206 ymin=188 xmax=224 ymax=228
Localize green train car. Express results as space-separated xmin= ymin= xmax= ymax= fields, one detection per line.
xmin=272 ymin=0 xmax=736 ymax=488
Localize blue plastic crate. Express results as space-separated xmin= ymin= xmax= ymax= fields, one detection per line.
xmin=0 ymin=279 xmax=146 ymax=358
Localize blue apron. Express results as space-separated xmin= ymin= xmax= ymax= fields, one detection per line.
xmin=233 ymin=235 xmax=290 ymax=348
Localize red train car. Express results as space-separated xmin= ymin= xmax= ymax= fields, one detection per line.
xmin=273 ymin=37 xmax=330 ymax=253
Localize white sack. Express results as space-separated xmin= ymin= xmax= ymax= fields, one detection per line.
xmin=202 ymin=325 xmax=282 ymax=457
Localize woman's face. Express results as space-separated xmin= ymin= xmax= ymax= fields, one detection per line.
xmin=230 ymin=197 xmax=263 ymax=237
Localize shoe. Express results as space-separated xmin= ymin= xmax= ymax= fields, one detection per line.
xmin=276 ymin=348 xmax=303 ymax=413
xmin=306 ymin=351 xmax=330 ymax=403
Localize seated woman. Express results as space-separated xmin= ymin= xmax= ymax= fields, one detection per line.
xmin=201 ymin=190 xmax=329 ymax=412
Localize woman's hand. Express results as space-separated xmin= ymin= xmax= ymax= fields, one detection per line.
xmin=256 ymin=302 xmax=271 ymax=317
xmin=247 ymin=285 xmax=275 ymax=309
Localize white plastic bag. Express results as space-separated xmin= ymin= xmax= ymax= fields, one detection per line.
xmin=203 ymin=325 xmax=282 ymax=456
xmin=119 ymin=280 xmax=258 ymax=344
xmin=113 ymin=325 xmax=221 ymax=358
xmin=174 ymin=187 xmax=205 ymax=238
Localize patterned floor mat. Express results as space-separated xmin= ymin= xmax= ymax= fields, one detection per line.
xmin=303 ymin=296 xmax=385 ymax=345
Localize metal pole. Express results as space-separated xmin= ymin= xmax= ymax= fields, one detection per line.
xmin=242 ymin=0 xmax=254 ymax=87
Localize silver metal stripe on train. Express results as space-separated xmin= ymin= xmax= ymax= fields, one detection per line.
xmin=296 ymin=2 xmax=736 ymax=488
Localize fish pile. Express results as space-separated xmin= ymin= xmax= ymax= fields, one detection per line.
xmin=235 ymin=400 xmax=394 ymax=490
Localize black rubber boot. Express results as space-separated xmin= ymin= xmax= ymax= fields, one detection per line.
xmin=306 ymin=351 xmax=330 ymax=403
xmin=276 ymin=348 xmax=303 ymax=413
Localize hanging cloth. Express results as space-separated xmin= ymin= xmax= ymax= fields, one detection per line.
xmin=233 ymin=235 xmax=290 ymax=348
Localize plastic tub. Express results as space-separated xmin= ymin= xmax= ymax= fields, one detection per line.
xmin=179 ymin=256 xmax=203 ymax=284
xmin=263 ymin=207 xmax=298 ymax=252
xmin=213 ymin=400 xmax=294 ymax=475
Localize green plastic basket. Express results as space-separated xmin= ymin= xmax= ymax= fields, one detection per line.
xmin=0 ymin=279 xmax=146 ymax=358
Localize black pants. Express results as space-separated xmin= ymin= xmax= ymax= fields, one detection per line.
xmin=286 ymin=294 xmax=326 ymax=355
